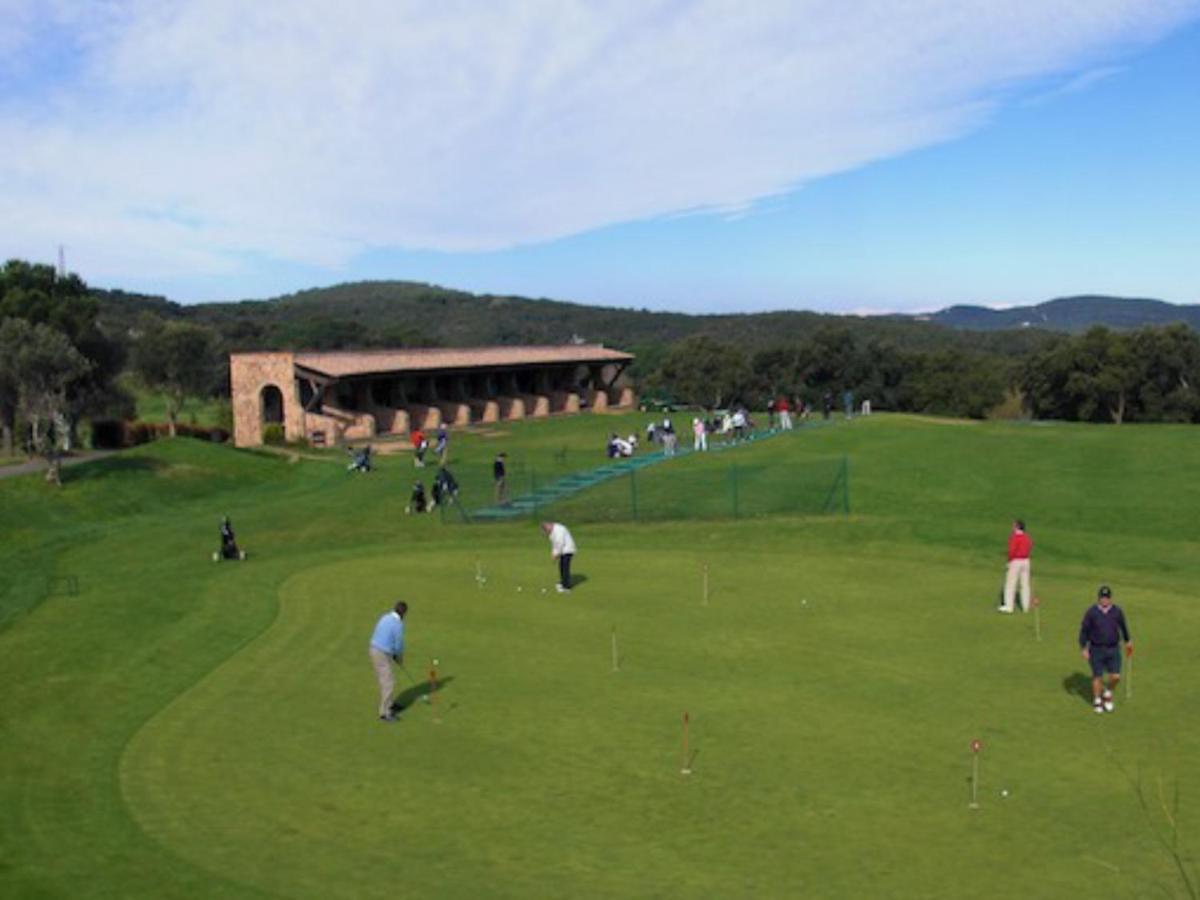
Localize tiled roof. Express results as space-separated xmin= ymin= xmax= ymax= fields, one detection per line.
xmin=290 ymin=345 xmax=633 ymax=378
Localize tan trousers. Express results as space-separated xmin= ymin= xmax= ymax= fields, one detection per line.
xmin=1002 ymin=558 xmax=1032 ymax=612
xmin=369 ymin=647 xmax=395 ymax=717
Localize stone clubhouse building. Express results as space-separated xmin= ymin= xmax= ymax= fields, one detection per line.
xmin=230 ymin=345 xmax=635 ymax=448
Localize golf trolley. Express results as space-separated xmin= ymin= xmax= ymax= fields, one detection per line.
xmin=213 ymin=516 xmax=247 ymax=562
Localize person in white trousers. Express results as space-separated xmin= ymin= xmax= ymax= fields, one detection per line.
xmin=999 ymin=520 xmax=1033 ymax=613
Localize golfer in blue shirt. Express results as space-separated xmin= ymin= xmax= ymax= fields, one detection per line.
xmin=369 ymin=601 xmax=407 ymax=722
xmin=1079 ymin=586 xmax=1132 ymax=714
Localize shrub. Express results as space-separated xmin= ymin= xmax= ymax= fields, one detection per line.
xmin=262 ymin=423 xmax=286 ymax=445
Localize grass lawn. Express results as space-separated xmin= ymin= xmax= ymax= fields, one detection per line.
xmin=2 ymin=413 xmax=1198 ymax=898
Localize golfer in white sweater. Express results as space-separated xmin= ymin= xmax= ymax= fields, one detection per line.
xmin=541 ymin=521 xmax=577 ymax=593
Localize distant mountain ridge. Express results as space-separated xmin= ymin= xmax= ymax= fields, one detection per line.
xmin=918 ymin=295 xmax=1200 ymax=333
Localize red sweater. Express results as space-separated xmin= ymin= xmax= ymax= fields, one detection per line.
xmin=1008 ymin=531 xmax=1032 ymax=561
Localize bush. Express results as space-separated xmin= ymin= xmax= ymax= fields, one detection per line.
xmin=262 ymin=423 xmax=286 ymax=446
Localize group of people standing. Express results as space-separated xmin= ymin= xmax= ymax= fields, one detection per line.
xmin=406 ymin=423 xmax=459 ymax=514
xmin=999 ymin=519 xmax=1133 ymax=714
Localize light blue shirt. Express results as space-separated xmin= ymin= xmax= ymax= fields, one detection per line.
xmin=370 ymin=611 xmax=405 ymax=657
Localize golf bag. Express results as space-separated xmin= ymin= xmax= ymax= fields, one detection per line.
xmin=347 ymin=445 xmax=373 ymax=473
xmin=431 ymin=466 xmax=459 ymax=508
xmin=407 ymin=481 xmax=428 ymax=514
xmin=215 ymin=517 xmax=246 ymax=561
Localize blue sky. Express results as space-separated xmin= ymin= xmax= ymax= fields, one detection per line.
xmin=2 ymin=2 xmax=1198 ymax=313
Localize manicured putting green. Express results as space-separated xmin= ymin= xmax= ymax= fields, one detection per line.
xmin=3 ymin=415 xmax=1199 ymax=898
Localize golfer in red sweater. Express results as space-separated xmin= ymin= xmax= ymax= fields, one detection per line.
xmin=999 ymin=520 xmax=1032 ymax=613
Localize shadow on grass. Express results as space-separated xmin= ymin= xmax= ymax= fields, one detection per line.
xmin=567 ymin=573 xmax=590 ymax=589
xmin=1063 ymin=672 xmax=1094 ymax=705
xmin=391 ymin=675 xmax=457 ymax=713
xmin=61 ymin=456 xmax=166 ymax=483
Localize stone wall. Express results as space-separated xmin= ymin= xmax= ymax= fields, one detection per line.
xmin=231 ymin=352 xmax=301 ymax=447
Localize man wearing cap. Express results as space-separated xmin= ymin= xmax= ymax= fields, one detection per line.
xmin=1079 ymin=586 xmax=1132 ymax=714
xmin=999 ymin=519 xmax=1033 ymax=613
xmin=369 ymin=601 xmax=408 ymax=722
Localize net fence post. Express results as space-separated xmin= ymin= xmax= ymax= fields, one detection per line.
xmin=842 ymin=455 xmax=850 ymax=515
xmin=630 ymin=468 xmax=638 ymax=521
xmin=530 ymin=467 xmax=538 ymax=521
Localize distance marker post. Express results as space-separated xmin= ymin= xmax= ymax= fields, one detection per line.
xmin=681 ymin=712 xmax=692 ymax=776
xmin=969 ymin=739 xmax=982 ymax=809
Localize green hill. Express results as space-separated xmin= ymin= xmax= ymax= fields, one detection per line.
xmin=94 ymin=280 xmax=1053 ymax=365
xmin=928 ymin=295 xmax=1200 ymax=332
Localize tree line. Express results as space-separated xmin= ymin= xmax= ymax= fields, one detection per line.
xmin=3 ymin=258 xmax=1199 ymax=485
xmin=646 ymin=324 xmax=1200 ymax=424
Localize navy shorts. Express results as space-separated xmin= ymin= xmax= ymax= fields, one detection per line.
xmin=1088 ymin=645 xmax=1121 ymax=677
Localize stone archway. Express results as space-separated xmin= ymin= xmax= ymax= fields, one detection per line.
xmin=261 ymin=384 xmax=285 ymax=435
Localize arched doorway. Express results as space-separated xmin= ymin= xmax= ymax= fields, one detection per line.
xmin=261 ymin=384 xmax=284 ymax=430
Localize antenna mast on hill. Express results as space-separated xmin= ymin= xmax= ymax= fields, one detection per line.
xmin=57 ymin=244 xmax=66 ymax=278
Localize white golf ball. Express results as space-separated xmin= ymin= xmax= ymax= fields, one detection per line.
xmin=517 ymin=586 xmax=523 ymax=592
xmin=433 ymin=658 xmax=439 ymax=666
xmin=541 ymin=588 xmax=547 ymax=594
xmin=1001 ymin=789 xmax=1009 ymax=798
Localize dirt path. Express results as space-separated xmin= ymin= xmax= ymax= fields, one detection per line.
xmin=0 ymin=450 xmax=118 ymax=480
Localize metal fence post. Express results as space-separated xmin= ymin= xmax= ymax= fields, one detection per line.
xmin=842 ymin=455 xmax=850 ymax=515
xmin=630 ymin=468 xmax=638 ymax=521
xmin=531 ymin=467 xmax=538 ymax=520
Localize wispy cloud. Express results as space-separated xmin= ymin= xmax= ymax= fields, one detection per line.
xmin=1 ymin=0 xmax=1198 ymax=286
xmin=1022 ymin=65 xmax=1127 ymax=106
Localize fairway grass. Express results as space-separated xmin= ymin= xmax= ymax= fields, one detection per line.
xmin=3 ymin=415 xmax=1199 ymax=898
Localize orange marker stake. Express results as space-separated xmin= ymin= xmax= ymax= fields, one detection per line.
xmin=681 ymin=712 xmax=692 ymax=775
xmin=429 ymin=660 xmax=441 ymax=723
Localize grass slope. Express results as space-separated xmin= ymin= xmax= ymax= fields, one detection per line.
xmin=2 ymin=415 xmax=1198 ymax=899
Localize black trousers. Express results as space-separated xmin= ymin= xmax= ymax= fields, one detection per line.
xmin=559 ymin=553 xmax=573 ymax=589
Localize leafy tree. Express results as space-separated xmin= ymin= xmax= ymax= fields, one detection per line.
xmin=1129 ymin=325 xmax=1200 ymax=422
xmin=0 ymin=259 xmax=128 ymax=446
xmin=131 ymin=318 xmax=222 ymax=436
xmin=901 ymin=350 xmax=1008 ymax=419
xmin=0 ymin=324 xmax=19 ymax=457
xmin=652 ymin=336 xmax=752 ymax=409
xmin=0 ymin=318 xmax=92 ymax=483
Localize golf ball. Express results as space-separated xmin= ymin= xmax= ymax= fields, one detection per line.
xmin=517 ymin=586 xmax=523 ymax=592
xmin=433 ymin=658 xmax=439 ymax=666
xmin=1001 ymin=789 xmax=1009 ymax=798
xmin=541 ymin=588 xmax=547 ymax=594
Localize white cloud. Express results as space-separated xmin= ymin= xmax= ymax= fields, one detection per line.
xmin=1 ymin=0 xmax=1198 ymax=283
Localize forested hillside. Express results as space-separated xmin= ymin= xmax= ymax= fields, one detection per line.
xmin=1 ymin=265 xmax=1193 ymax=440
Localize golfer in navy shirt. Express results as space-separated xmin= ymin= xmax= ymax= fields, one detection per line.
xmin=1078 ymin=586 xmax=1132 ymax=714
